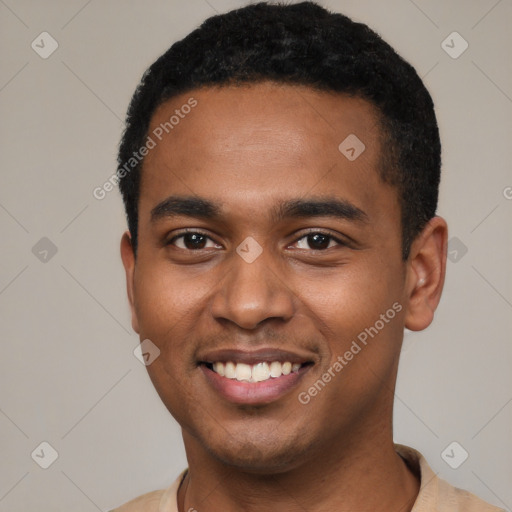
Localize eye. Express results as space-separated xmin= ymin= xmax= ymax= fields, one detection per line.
xmin=293 ymin=232 xmax=345 ymax=250
xmin=168 ymin=231 xmax=222 ymax=250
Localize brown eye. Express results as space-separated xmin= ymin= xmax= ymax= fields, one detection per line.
xmin=168 ymin=232 xmax=220 ymax=250
xmin=182 ymin=233 xmax=207 ymax=249
xmin=294 ymin=232 xmax=343 ymax=250
xmin=307 ymin=233 xmax=330 ymax=249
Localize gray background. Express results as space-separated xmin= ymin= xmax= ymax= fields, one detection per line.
xmin=0 ymin=0 xmax=511 ymax=510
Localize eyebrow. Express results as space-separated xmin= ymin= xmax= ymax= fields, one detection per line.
xmin=151 ymin=196 xmax=221 ymax=222
xmin=150 ymin=195 xmax=369 ymax=224
xmin=273 ymin=197 xmax=369 ymax=224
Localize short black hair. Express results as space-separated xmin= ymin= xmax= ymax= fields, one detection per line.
xmin=118 ymin=1 xmax=441 ymax=259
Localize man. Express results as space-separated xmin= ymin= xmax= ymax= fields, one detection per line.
xmin=113 ymin=2 xmax=503 ymax=511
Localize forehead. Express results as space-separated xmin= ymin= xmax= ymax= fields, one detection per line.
xmin=139 ymin=82 xmax=396 ymax=226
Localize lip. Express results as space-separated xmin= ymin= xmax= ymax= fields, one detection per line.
xmin=198 ymin=347 xmax=314 ymax=365
xmin=197 ymin=347 xmax=316 ymax=405
xmin=200 ymin=363 xmax=313 ymax=405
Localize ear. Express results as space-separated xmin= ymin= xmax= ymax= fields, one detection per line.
xmin=120 ymin=231 xmax=139 ymax=334
xmin=404 ymin=216 xmax=448 ymax=331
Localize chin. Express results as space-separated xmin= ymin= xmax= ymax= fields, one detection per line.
xmin=200 ymin=428 xmax=314 ymax=474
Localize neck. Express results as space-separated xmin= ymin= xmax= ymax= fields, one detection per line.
xmin=178 ymin=424 xmax=419 ymax=512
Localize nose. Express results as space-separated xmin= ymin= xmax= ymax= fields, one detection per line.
xmin=210 ymin=249 xmax=295 ymax=330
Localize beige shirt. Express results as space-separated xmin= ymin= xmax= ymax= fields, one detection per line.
xmin=111 ymin=445 xmax=504 ymax=512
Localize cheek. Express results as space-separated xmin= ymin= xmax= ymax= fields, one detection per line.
xmin=132 ymin=260 xmax=230 ymax=382
xmin=133 ymin=264 xmax=201 ymax=358
xmin=133 ymin=267 xmax=208 ymax=417
xmin=134 ymin=257 xmax=203 ymax=321
xmin=301 ymin=257 xmax=400 ymax=322
xmin=296 ymin=256 xmax=404 ymax=372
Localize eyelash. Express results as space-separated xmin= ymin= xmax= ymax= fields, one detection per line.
xmin=166 ymin=229 xmax=347 ymax=251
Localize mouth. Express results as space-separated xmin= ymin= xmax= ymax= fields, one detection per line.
xmin=198 ymin=348 xmax=315 ymax=405
xmin=203 ymin=360 xmax=308 ymax=382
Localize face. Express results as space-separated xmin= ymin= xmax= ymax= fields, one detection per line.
xmin=121 ymin=82 xmax=443 ymax=472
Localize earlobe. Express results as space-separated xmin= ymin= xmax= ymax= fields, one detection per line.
xmin=404 ymin=216 xmax=448 ymax=332
xmin=120 ymin=231 xmax=139 ymax=334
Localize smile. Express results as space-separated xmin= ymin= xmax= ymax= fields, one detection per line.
xmin=206 ymin=360 xmax=303 ymax=382
xmin=198 ymin=348 xmax=315 ymax=405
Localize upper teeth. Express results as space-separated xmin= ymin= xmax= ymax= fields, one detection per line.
xmin=212 ymin=361 xmax=301 ymax=382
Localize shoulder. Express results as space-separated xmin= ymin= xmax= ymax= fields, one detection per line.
xmin=109 ymin=470 xmax=186 ymax=512
xmin=442 ymin=484 xmax=506 ymax=512
xmin=395 ymin=444 xmax=505 ymax=512
xmin=109 ymin=489 xmax=165 ymax=512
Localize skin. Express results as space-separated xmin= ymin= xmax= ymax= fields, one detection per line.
xmin=121 ymin=81 xmax=447 ymax=512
